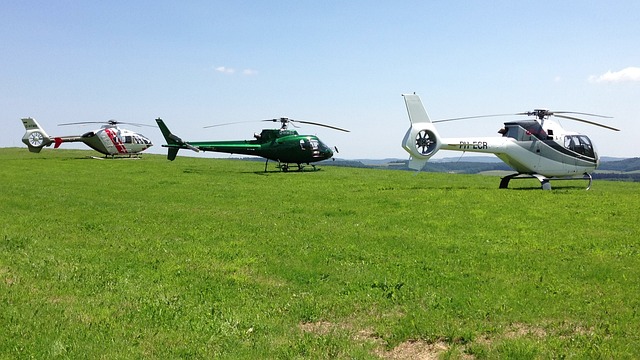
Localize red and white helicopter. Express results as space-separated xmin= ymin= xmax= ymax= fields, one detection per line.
xmin=21 ymin=118 xmax=153 ymax=157
xmin=401 ymin=93 xmax=620 ymax=190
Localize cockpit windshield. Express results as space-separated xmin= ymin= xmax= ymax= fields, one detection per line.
xmin=564 ymin=135 xmax=595 ymax=158
xmin=299 ymin=138 xmax=320 ymax=151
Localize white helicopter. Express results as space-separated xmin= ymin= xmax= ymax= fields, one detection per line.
xmin=401 ymin=93 xmax=620 ymax=190
xmin=21 ymin=118 xmax=153 ymax=157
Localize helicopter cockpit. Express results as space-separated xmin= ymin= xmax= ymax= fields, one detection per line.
xmin=500 ymin=121 xmax=596 ymax=159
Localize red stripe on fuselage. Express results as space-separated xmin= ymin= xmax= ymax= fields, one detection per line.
xmin=104 ymin=128 xmax=128 ymax=154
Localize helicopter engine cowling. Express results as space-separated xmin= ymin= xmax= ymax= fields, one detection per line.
xmin=401 ymin=94 xmax=442 ymax=170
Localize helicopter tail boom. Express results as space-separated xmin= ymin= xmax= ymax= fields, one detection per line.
xmin=21 ymin=118 xmax=54 ymax=153
xmin=401 ymin=94 xmax=442 ymax=170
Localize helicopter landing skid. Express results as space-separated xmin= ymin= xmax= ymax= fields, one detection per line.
xmin=90 ymin=155 xmax=142 ymax=160
xmin=499 ymin=173 xmax=593 ymax=190
xmin=277 ymin=163 xmax=315 ymax=172
xmin=264 ymin=159 xmax=318 ymax=172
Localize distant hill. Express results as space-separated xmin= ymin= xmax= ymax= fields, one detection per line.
xmin=597 ymin=157 xmax=640 ymax=172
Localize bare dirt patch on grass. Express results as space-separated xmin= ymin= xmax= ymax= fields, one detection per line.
xmin=299 ymin=321 xmax=453 ymax=359
xmin=299 ymin=320 xmax=596 ymax=359
xmin=374 ymin=339 xmax=450 ymax=360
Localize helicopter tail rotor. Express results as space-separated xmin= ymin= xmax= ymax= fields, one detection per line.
xmin=401 ymin=94 xmax=442 ymax=170
xmin=21 ymin=118 xmax=54 ymax=153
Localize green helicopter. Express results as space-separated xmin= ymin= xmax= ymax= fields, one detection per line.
xmin=155 ymin=117 xmax=349 ymax=172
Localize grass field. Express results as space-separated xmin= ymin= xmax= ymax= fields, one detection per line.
xmin=1 ymin=148 xmax=639 ymax=359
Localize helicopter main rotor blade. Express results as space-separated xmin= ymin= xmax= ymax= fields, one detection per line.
xmin=58 ymin=120 xmax=154 ymax=127
xmin=551 ymin=111 xmax=612 ymax=119
xmin=204 ymin=119 xmax=294 ymax=128
xmin=427 ymin=107 xmax=618 ymax=133
xmin=290 ymin=119 xmax=350 ymax=132
xmin=554 ymin=114 xmax=620 ymax=131
xmin=205 ymin=118 xmax=350 ymax=132
xmin=433 ymin=113 xmax=515 ymax=123
xmin=121 ymin=122 xmax=156 ymax=128
xmin=59 ymin=121 xmax=105 ymax=126
xmin=203 ymin=120 xmax=260 ymax=128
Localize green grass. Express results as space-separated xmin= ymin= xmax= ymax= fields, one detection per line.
xmin=1 ymin=147 xmax=639 ymax=359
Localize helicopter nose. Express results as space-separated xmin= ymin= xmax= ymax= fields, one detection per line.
xmin=321 ymin=144 xmax=333 ymax=159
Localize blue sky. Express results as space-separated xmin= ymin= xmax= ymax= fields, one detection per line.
xmin=3 ymin=1 xmax=639 ymax=159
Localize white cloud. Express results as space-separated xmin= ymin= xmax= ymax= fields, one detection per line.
xmin=589 ymin=67 xmax=640 ymax=83
xmin=214 ymin=66 xmax=258 ymax=76
xmin=215 ymin=66 xmax=235 ymax=74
